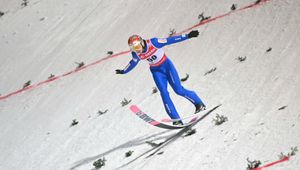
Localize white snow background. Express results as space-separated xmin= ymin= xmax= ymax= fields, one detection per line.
xmin=0 ymin=0 xmax=300 ymax=169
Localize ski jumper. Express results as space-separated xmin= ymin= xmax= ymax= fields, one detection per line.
xmin=123 ymin=34 xmax=204 ymax=119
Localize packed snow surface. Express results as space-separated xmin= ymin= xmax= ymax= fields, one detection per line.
xmin=0 ymin=0 xmax=299 ymax=169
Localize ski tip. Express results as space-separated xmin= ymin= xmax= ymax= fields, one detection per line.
xmin=129 ymin=105 xmax=139 ymax=112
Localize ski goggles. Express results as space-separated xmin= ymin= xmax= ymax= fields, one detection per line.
xmin=129 ymin=42 xmax=143 ymax=53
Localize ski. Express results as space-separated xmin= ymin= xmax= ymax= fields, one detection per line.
xmin=161 ymin=104 xmax=222 ymax=123
xmin=130 ymin=105 xmax=195 ymax=129
xmin=130 ymin=104 xmax=221 ymax=129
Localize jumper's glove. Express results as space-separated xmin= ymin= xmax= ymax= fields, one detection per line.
xmin=187 ymin=30 xmax=199 ymax=38
xmin=115 ymin=69 xmax=124 ymax=74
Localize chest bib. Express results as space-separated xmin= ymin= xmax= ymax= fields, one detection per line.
xmin=137 ymin=40 xmax=167 ymax=67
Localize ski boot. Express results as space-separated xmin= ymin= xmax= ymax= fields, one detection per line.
xmin=173 ymin=120 xmax=183 ymax=126
xmin=195 ymin=103 xmax=206 ymax=114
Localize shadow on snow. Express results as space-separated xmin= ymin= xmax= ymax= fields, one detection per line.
xmin=70 ymin=104 xmax=221 ymax=170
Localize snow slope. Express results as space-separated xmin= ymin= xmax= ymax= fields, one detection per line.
xmin=0 ymin=0 xmax=299 ymax=169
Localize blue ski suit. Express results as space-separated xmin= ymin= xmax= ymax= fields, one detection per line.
xmin=121 ymin=34 xmax=204 ymax=119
